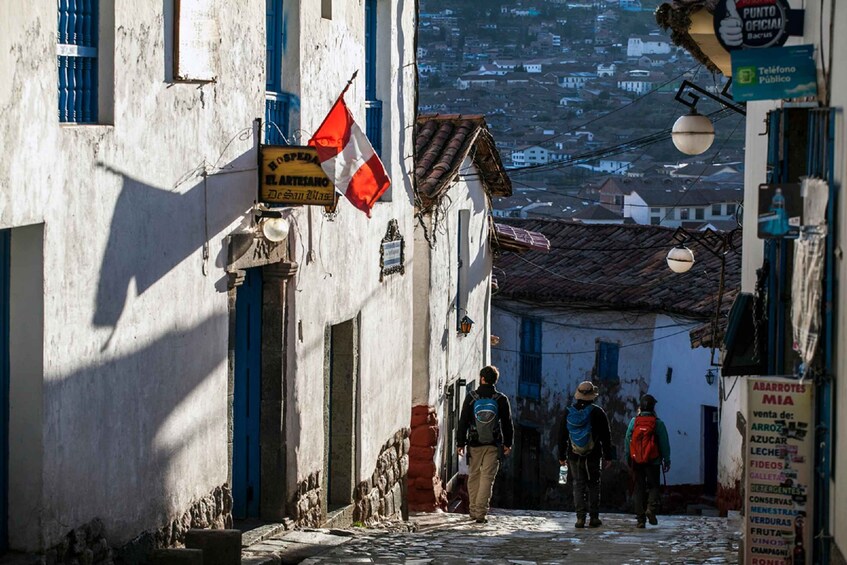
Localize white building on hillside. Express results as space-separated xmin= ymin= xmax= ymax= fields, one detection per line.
xmin=627 ymin=36 xmax=671 ymax=58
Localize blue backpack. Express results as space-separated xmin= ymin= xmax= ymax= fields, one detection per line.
xmin=469 ymin=391 xmax=502 ymax=445
xmin=566 ymin=404 xmax=595 ymax=456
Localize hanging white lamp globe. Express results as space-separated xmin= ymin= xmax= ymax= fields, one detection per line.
xmin=667 ymin=245 xmax=695 ymax=273
xmin=261 ymin=217 xmax=290 ymax=242
xmin=671 ymin=110 xmax=715 ymax=155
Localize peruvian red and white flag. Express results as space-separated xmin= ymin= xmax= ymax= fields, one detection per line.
xmin=308 ymin=94 xmax=391 ymax=217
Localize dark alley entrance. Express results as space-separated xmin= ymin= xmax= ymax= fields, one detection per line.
xmin=325 ymin=318 xmax=359 ymax=513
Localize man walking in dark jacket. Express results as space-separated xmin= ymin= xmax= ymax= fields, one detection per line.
xmin=457 ymin=365 xmax=514 ymax=524
xmin=558 ymin=381 xmax=614 ymax=528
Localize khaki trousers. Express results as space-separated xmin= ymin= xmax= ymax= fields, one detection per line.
xmin=467 ymin=445 xmax=500 ymax=519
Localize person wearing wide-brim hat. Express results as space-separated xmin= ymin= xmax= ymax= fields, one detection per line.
xmin=558 ymin=381 xmax=614 ymax=528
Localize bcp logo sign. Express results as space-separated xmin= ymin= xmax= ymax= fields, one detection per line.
xmin=713 ymin=0 xmax=795 ymax=51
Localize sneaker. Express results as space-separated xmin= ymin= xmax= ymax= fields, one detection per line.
xmin=646 ymin=510 xmax=658 ymax=526
xmin=588 ymin=516 xmax=603 ymax=528
xmin=575 ymin=515 xmax=586 ymax=528
xmin=475 ymin=517 xmax=488 ymax=524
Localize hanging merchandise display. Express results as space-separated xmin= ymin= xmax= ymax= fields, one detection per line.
xmin=791 ymin=178 xmax=829 ymax=374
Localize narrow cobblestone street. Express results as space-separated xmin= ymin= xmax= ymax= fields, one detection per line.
xmin=243 ymin=510 xmax=741 ymax=564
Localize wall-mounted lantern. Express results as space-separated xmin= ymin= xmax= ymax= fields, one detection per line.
xmin=459 ymin=315 xmax=474 ymax=335
xmin=705 ymin=369 xmax=717 ymax=386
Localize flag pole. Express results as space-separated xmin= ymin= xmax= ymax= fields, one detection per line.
xmin=309 ymin=70 xmax=359 ymax=145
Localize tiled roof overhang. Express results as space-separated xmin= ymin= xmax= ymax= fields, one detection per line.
xmin=415 ymin=114 xmax=512 ymax=212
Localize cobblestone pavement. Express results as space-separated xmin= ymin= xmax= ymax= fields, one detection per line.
xmin=298 ymin=510 xmax=741 ymax=565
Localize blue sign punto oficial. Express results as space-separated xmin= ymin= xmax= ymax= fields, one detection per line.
xmin=731 ymin=45 xmax=818 ymax=101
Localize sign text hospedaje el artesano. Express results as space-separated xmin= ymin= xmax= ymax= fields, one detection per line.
xmin=745 ymin=377 xmax=814 ymax=564
xmin=260 ymin=146 xmax=335 ymax=206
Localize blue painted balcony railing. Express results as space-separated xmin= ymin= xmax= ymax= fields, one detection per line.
xmin=264 ymin=92 xmax=291 ymax=145
xmin=58 ymin=0 xmax=99 ymax=123
xmin=365 ymin=99 xmax=383 ymax=157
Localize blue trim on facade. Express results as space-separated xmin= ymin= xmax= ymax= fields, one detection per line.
xmin=58 ymin=0 xmax=99 ymax=123
xmin=364 ymin=0 xmax=382 ymax=155
xmin=264 ymin=92 xmax=291 ymax=145
xmin=233 ymin=268 xmax=263 ymax=519
xmin=519 ymin=318 xmax=542 ymax=400
xmin=0 ymin=229 xmax=9 ymax=553
xmin=808 ymin=108 xmax=836 ymax=565
xmin=266 ymin=0 xmax=283 ymax=93
xmin=596 ymin=341 xmax=619 ymax=382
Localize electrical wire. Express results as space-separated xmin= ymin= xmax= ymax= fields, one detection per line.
xmin=492 ymin=327 xmax=695 ymax=356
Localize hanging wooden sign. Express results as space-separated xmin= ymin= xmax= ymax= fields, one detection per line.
xmin=259 ymin=146 xmax=336 ymax=206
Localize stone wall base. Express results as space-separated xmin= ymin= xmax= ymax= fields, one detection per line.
xmin=353 ymin=428 xmax=410 ymax=525
xmin=287 ymin=470 xmax=323 ymax=528
xmin=39 ymin=485 xmax=232 ymax=565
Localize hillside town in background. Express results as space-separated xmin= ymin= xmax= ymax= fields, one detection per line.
xmin=0 ymin=0 xmax=844 ymax=564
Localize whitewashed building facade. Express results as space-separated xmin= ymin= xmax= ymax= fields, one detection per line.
xmin=0 ymin=0 xmax=416 ymax=558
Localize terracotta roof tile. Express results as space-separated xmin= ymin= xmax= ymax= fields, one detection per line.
xmin=493 ymin=219 xmax=741 ymax=322
xmin=415 ymin=115 xmax=512 ymax=210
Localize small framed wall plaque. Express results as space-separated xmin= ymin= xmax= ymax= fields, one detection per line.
xmin=380 ymin=219 xmax=405 ymax=281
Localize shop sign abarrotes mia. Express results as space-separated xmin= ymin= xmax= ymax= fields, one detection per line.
xmin=260 ymin=146 xmax=335 ymax=206
xmin=744 ymin=377 xmax=814 ymax=565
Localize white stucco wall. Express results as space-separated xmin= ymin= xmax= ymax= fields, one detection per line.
xmin=647 ymin=315 xmax=720 ymax=485
xmin=1 ymin=0 xmax=264 ymax=550
xmin=281 ymin=0 xmax=417 ymax=495
xmin=412 ymin=156 xmax=493 ymax=475
xmin=491 ymin=303 xmax=715 ymax=486
xmin=0 ymin=0 xmax=417 ymax=549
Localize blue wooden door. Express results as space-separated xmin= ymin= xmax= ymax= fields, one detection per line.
xmin=0 ymin=229 xmax=9 ymax=552
xmin=233 ymin=268 xmax=262 ymax=519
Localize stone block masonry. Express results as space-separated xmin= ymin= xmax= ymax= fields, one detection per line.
xmin=288 ymin=428 xmax=410 ymax=528
xmin=407 ymin=406 xmax=448 ymax=512
xmin=288 ymin=470 xmax=324 ymax=528
xmin=37 ymin=485 xmax=232 ymax=565
xmin=353 ymin=428 xmax=410 ymax=525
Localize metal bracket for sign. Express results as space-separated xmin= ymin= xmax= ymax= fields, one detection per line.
xmin=675 ymin=79 xmax=746 ymax=116
xmin=379 ymin=219 xmax=405 ymax=282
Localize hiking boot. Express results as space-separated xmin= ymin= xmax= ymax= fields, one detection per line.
xmin=475 ymin=517 xmax=488 ymax=524
xmin=575 ymin=515 xmax=586 ymax=528
xmin=588 ymin=515 xmax=603 ymax=528
xmin=636 ymin=519 xmax=646 ymax=529
xmin=646 ymin=509 xmax=658 ymax=525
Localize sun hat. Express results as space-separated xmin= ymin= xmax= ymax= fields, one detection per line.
xmin=574 ymin=381 xmax=599 ymax=401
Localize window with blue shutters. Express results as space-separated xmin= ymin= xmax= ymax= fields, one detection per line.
xmin=595 ymin=341 xmax=619 ymax=382
xmin=58 ymin=0 xmax=99 ymax=123
xmin=264 ymin=0 xmax=290 ymax=145
xmin=519 ymin=318 xmax=542 ymax=400
xmin=364 ymin=0 xmax=382 ymax=157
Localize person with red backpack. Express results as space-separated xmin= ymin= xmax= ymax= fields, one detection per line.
xmin=625 ymin=394 xmax=671 ymax=528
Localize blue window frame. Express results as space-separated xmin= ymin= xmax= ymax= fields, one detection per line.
xmin=266 ymin=0 xmax=283 ymax=93
xmin=519 ymin=318 xmax=542 ymax=400
xmin=264 ymin=0 xmax=289 ymax=144
xmin=595 ymin=341 xmax=619 ymax=382
xmin=58 ymin=0 xmax=99 ymax=123
xmin=364 ymin=0 xmax=382 ymax=156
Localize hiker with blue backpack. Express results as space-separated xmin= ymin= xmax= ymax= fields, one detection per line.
xmin=625 ymin=394 xmax=671 ymax=528
xmin=456 ymin=365 xmax=514 ymax=524
xmin=557 ymin=381 xmax=614 ymax=528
